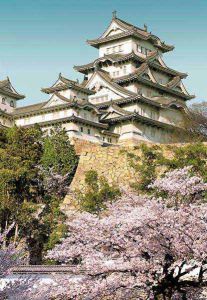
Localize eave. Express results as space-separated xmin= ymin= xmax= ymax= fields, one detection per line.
xmin=114 ymin=73 xmax=195 ymax=101
xmin=13 ymin=99 xmax=100 ymax=118
xmin=0 ymin=88 xmax=25 ymax=100
xmin=23 ymin=115 xmax=108 ymax=129
xmin=101 ymin=112 xmax=181 ymax=130
xmin=42 ymin=75 xmax=95 ymax=95
xmin=0 ymin=78 xmax=25 ymax=100
xmin=74 ymin=52 xmax=187 ymax=79
xmin=87 ymin=30 xmax=174 ymax=53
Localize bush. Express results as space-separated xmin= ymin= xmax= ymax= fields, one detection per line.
xmin=77 ymin=170 xmax=120 ymax=214
xmin=128 ymin=143 xmax=164 ymax=192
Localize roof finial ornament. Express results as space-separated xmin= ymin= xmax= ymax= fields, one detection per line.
xmin=112 ymin=10 xmax=117 ymax=19
xmin=144 ymin=24 xmax=148 ymax=32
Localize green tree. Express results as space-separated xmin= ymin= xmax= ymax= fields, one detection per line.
xmin=128 ymin=143 xmax=164 ymax=192
xmin=0 ymin=126 xmax=78 ymax=264
xmin=41 ymin=126 xmax=78 ymax=177
xmin=77 ymin=170 xmax=120 ymax=214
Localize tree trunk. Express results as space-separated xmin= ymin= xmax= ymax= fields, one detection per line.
xmin=14 ymin=223 xmax=19 ymax=245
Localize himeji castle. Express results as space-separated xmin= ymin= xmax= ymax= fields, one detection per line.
xmin=0 ymin=13 xmax=195 ymax=144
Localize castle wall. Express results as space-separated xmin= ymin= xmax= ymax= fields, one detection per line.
xmin=62 ymin=140 xmax=176 ymax=211
xmin=0 ymin=115 xmax=14 ymax=127
xmin=0 ymin=94 xmax=16 ymax=113
xmin=159 ymin=108 xmax=185 ymax=126
xmin=99 ymin=37 xmax=133 ymax=57
xmin=112 ymin=121 xmax=171 ymax=144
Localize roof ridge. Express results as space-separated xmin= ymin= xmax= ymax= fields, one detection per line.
xmin=115 ymin=17 xmax=147 ymax=35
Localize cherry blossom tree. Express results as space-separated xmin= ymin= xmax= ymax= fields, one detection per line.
xmin=149 ymin=166 xmax=207 ymax=206
xmin=44 ymin=192 xmax=207 ymax=300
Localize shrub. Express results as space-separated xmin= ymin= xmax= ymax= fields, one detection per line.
xmin=76 ymin=170 xmax=120 ymax=214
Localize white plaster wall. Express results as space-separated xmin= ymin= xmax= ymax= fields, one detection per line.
xmin=132 ymin=38 xmax=160 ymax=57
xmin=15 ymin=108 xmax=77 ymax=126
xmin=123 ymin=102 xmax=159 ymax=120
xmin=0 ymin=115 xmax=14 ymax=127
xmin=124 ymin=83 xmax=138 ymax=93
xmin=159 ymin=108 xmax=184 ymax=126
xmin=102 ymin=61 xmax=136 ymax=78
xmin=114 ymin=121 xmax=172 ymax=144
xmin=78 ymin=109 xmax=99 ymax=122
xmin=89 ymin=86 xmax=124 ymax=104
xmin=99 ymin=38 xmax=134 ymax=57
xmin=151 ymin=70 xmax=171 ymax=85
xmin=0 ymin=94 xmax=16 ymax=113
xmin=58 ymin=89 xmax=88 ymax=100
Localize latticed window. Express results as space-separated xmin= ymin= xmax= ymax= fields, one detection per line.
xmin=2 ymin=97 xmax=6 ymax=104
xmin=10 ymin=100 xmax=14 ymax=107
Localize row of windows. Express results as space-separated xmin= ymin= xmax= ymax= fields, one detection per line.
xmin=1 ymin=97 xmax=14 ymax=107
xmin=106 ymin=44 xmax=123 ymax=55
xmin=80 ymin=126 xmax=91 ymax=135
xmin=137 ymin=44 xmax=152 ymax=56
xmin=102 ymin=136 xmax=112 ymax=143
xmin=80 ymin=126 xmax=113 ymax=143
xmin=111 ymin=66 xmax=127 ymax=77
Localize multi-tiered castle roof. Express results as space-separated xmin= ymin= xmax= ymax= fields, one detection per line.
xmin=0 ymin=13 xmax=195 ymax=144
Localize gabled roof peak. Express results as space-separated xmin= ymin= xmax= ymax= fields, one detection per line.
xmin=87 ymin=15 xmax=174 ymax=53
xmin=42 ymin=73 xmax=94 ymax=95
xmin=0 ymin=77 xmax=25 ymax=100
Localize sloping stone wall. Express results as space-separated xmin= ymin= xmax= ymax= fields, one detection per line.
xmin=63 ymin=139 xmax=206 ymax=211
xmin=63 ymin=139 xmax=157 ymax=210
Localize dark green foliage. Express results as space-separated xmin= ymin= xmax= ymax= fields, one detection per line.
xmin=0 ymin=126 xmax=79 ymax=264
xmin=164 ymin=142 xmax=207 ymax=181
xmin=129 ymin=143 xmax=164 ymax=192
xmin=41 ymin=126 xmax=78 ymax=177
xmin=128 ymin=142 xmax=207 ymax=194
xmin=77 ymin=170 xmax=120 ymax=214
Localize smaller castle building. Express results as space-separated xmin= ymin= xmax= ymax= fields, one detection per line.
xmin=0 ymin=13 xmax=194 ymax=144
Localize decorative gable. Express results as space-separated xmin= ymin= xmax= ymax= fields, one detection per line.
xmin=101 ymin=19 xmax=127 ymax=39
xmin=100 ymin=104 xmax=129 ymax=120
xmin=42 ymin=94 xmax=68 ymax=108
xmin=140 ymin=66 xmax=157 ymax=83
xmin=86 ymin=71 xmax=135 ymax=104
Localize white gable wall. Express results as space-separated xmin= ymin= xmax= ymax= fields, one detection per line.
xmin=89 ymin=86 xmax=124 ymax=104
xmin=0 ymin=94 xmax=16 ymax=113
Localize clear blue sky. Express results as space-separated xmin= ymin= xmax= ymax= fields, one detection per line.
xmin=0 ymin=0 xmax=206 ymax=107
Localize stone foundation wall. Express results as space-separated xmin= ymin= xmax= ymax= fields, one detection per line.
xmin=63 ymin=139 xmax=206 ymax=212
xmin=63 ymin=139 xmax=165 ymax=210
